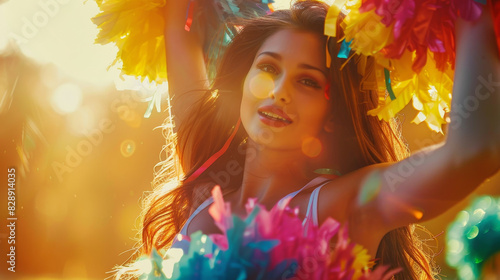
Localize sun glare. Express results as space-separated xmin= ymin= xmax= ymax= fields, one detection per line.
xmin=50 ymin=83 xmax=82 ymax=114
xmin=0 ymin=0 xmax=119 ymax=86
xmin=0 ymin=0 xmax=296 ymax=87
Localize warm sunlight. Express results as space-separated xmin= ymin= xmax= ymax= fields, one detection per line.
xmin=2 ymin=0 xmax=499 ymax=279
xmin=0 ymin=0 xmax=119 ymax=86
xmin=0 ymin=0 xmax=293 ymax=87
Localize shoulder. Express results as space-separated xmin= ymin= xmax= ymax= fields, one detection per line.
xmin=315 ymin=163 xmax=394 ymax=254
xmin=317 ymin=163 xmax=393 ymax=219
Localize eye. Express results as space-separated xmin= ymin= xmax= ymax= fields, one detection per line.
xmin=257 ymin=64 xmax=278 ymax=74
xmin=299 ymin=78 xmax=322 ymax=89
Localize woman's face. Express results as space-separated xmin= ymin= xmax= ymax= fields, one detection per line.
xmin=240 ymin=29 xmax=332 ymax=156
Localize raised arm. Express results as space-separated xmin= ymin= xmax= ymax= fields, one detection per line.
xmin=164 ymin=0 xmax=210 ymax=128
xmin=372 ymin=3 xmax=500 ymax=228
xmin=319 ymin=3 xmax=500 ymax=238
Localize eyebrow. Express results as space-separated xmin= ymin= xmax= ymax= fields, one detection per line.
xmin=257 ymin=51 xmax=328 ymax=78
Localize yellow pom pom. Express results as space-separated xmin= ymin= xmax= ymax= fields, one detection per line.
xmin=342 ymin=1 xmax=394 ymax=57
xmin=92 ymin=0 xmax=168 ymax=82
xmin=351 ymin=244 xmax=374 ymax=279
xmin=367 ymin=51 xmax=453 ymax=133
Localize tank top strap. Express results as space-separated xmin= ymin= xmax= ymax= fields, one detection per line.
xmin=277 ymin=175 xmax=335 ymax=209
xmin=303 ymin=181 xmax=330 ymax=227
xmin=179 ymin=175 xmax=337 ymax=238
xmin=178 ymin=196 xmax=214 ymax=236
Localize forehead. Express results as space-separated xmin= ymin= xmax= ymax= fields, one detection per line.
xmin=256 ymin=29 xmax=327 ymax=68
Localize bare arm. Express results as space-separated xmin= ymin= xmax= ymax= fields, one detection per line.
xmin=164 ymin=0 xmax=209 ymax=128
xmin=372 ymin=4 xmax=500 ymax=228
xmin=319 ymin=3 xmax=500 ymax=240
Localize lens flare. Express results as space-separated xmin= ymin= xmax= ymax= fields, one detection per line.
xmin=50 ymin=83 xmax=83 ymax=114
xmin=120 ymin=139 xmax=136 ymax=157
xmin=456 ymin=210 xmax=470 ymax=227
xmin=466 ymin=226 xmax=479 ymax=240
xmin=385 ymin=194 xmax=424 ymax=221
xmin=301 ymin=137 xmax=322 ymax=158
xmin=249 ymin=73 xmax=274 ymax=99
xmin=358 ymin=171 xmax=382 ymax=205
xmin=471 ymin=209 xmax=486 ymax=224
xmin=447 ymin=239 xmax=464 ymax=254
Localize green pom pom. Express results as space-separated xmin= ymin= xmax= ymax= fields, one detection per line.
xmin=446 ymin=196 xmax=500 ymax=280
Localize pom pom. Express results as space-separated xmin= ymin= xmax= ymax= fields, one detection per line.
xmin=329 ymin=0 xmax=493 ymax=132
xmin=135 ymin=185 xmax=399 ymax=279
xmin=366 ymin=50 xmax=452 ymax=133
xmin=92 ymin=0 xmax=274 ymax=83
xmin=92 ymin=0 xmax=168 ymax=83
xmin=447 ymin=196 xmax=500 ymax=280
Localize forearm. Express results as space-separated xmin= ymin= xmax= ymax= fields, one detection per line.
xmin=164 ymin=0 xmax=209 ymax=126
xmin=447 ymin=3 xmax=500 ymax=163
xmin=377 ymin=145 xmax=498 ymax=226
xmin=355 ymin=3 xmax=500 ymax=232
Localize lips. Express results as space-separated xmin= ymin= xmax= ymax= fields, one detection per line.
xmin=257 ymin=106 xmax=293 ymax=127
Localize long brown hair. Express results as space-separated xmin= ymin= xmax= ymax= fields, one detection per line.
xmin=125 ymin=1 xmax=437 ymax=279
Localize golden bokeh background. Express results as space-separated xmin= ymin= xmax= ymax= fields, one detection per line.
xmin=0 ymin=45 xmax=167 ymax=280
xmin=0 ymin=0 xmax=499 ymax=279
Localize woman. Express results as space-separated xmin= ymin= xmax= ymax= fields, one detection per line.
xmin=136 ymin=0 xmax=500 ymax=279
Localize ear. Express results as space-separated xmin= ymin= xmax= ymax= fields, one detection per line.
xmin=324 ymin=114 xmax=335 ymax=133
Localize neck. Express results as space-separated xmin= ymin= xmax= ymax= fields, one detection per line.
xmin=235 ymin=139 xmax=320 ymax=208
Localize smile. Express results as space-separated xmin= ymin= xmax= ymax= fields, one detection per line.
xmin=258 ymin=111 xmax=292 ymax=123
xmin=257 ymin=106 xmax=293 ymax=128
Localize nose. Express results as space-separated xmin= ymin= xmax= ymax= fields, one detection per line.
xmin=269 ymin=75 xmax=291 ymax=104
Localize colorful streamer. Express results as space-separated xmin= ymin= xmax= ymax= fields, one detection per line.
xmin=326 ymin=0 xmax=489 ymax=132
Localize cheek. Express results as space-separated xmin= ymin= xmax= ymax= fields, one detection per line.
xmin=243 ymin=71 xmax=274 ymax=101
xmin=241 ymin=72 xmax=270 ymax=118
xmin=240 ymin=96 xmax=251 ymax=121
xmin=298 ymin=97 xmax=331 ymax=125
xmin=240 ymin=79 xmax=258 ymax=128
xmin=247 ymin=73 xmax=274 ymax=99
